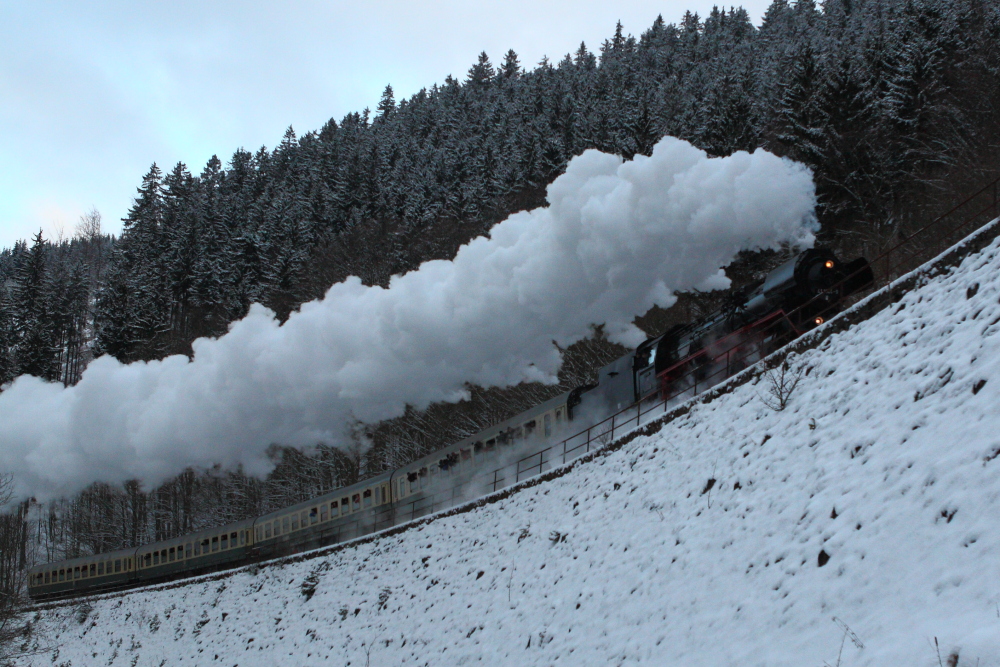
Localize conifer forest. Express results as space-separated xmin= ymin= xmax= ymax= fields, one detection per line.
xmin=0 ymin=0 xmax=998 ymax=583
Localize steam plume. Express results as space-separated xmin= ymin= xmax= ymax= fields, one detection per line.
xmin=0 ymin=137 xmax=817 ymax=500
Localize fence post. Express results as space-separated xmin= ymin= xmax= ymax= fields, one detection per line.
xmin=610 ymin=413 xmax=616 ymax=441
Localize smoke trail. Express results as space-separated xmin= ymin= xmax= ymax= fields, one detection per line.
xmin=0 ymin=137 xmax=817 ymax=500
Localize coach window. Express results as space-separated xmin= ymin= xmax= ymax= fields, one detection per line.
xmin=320 ymin=504 xmax=328 ymax=521
xmin=211 ymin=536 xmax=219 ymax=552
xmin=544 ymin=414 xmax=552 ymax=437
xmin=363 ymin=490 xmax=372 ymax=508
xmin=153 ymin=552 xmax=159 ymax=566
xmin=58 ymin=569 xmax=64 ymax=582
xmin=169 ymin=547 xmax=175 ymax=562
xmin=555 ymin=408 xmax=564 ymax=423
xmin=239 ymin=531 xmax=245 ymax=546
xmin=186 ymin=543 xmax=193 ymax=558
xmin=43 ymin=572 xmax=49 ymax=584
xmin=264 ymin=524 xmax=272 ymax=539
xmin=310 ymin=508 xmax=318 ymax=524
xmin=231 ymin=531 xmax=238 ymax=545
xmin=342 ymin=497 xmax=350 ymax=514
xmin=351 ymin=494 xmax=361 ymax=511
xmin=161 ymin=549 xmax=167 ymax=562
xmin=98 ymin=562 xmax=104 ymax=576
xmin=299 ymin=511 xmax=307 ymax=527
xmin=90 ymin=563 xmax=97 ymax=576
xmin=291 ymin=512 xmax=300 ymax=530
xmin=115 ymin=560 xmax=121 ymax=573
xmin=222 ymin=533 xmax=229 ymax=550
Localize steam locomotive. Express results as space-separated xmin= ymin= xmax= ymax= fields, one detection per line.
xmin=27 ymin=246 xmax=873 ymax=601
xmin=583 ymin=247 xmax=874 ymax=412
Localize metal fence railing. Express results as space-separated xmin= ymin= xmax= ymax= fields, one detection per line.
xmin=322 ymin=175 xmax=1000 ymax=539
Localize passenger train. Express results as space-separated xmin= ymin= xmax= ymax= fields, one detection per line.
xmin=28 ymin=246 xmax=873 ymax=601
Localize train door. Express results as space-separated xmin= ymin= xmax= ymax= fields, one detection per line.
xmin=636 ymin=365 xmax=657 ymax=400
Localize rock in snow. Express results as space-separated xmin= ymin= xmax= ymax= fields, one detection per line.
xmin=21 ymin=224 xmax=1000 ymax=666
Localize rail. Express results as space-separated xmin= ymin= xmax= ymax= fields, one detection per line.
xmin=32 ymin=175 xmax=1000 ymax=604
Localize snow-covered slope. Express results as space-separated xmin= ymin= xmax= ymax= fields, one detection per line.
xmin=21 ymin=225 xmax=1000 ymax=666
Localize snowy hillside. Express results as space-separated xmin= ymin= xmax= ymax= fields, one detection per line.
xmin=19 ymin=223 xmax=1000 ymax=666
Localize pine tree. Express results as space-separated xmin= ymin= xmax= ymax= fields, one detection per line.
xmin=0 ymin=290 xmax=15 ymax=387
xmin=467 ymin=51 xmax=495 ymax=86
xmin=96 ymin=164 xmax=165 ymax=362
xmin=12 ymin=230 xmax=59 ymax=380
xmin=376 ymin=84 xmax=396 ymax=121
xmin=499 ymin=49 xmax=521 ymax=79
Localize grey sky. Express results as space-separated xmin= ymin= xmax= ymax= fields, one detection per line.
xmin=0 ymin=0 xmax=772 ymax=250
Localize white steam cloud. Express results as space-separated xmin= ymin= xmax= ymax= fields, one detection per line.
xmin=0 ymin=137 xmax=817 ymax=500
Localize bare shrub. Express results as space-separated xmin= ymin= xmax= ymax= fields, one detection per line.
xmin=758 ymin=360 xmax=804 ymax=411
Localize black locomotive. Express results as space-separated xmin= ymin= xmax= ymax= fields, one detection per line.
xmin=28 ymin=246 xmax=873 ymax=601
xmin=580 ymin=247 xmax=874 ymax=413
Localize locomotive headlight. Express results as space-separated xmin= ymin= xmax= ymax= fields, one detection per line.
xmin=824 ymin=260 xmax=835 ymax=269
xmin=814 ymin=316 xmax=825 ymax=325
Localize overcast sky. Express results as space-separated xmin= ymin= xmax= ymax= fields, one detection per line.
xmin=0 ymin=0 xmax=772 ymax=250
